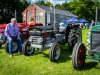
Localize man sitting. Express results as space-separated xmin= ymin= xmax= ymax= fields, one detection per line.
xmin=4 ymin=18 xmax=22 ymax=58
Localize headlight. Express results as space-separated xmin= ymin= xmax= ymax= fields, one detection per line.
xmin=37 ymin=38 xmax=43 ymax=44
xmin=22 ymin=28 xmax=27 ymax=31
xmin=29 ymin=37 xmax=32 ymax=42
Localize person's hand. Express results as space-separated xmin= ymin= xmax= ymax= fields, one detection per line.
xmin=9 ymin=37 xmax=12 ymax=41
xmin=17 ymin=37 xmax=21 ymax=40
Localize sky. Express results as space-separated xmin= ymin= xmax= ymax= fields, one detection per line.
xmin=27 ymin=0 xmax=72 ymax=4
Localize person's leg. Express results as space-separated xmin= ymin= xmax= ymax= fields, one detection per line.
xmin=8 ymin=37 xmax=16 ymax=57
xmin=8 ymin=39 xmax=12 ymax=55
xmin=8 ymin=37 xmax=17 ymax=57
xmin=17 ymin=39 xmax=22 ymax=53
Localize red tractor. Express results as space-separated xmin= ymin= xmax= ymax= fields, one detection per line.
xmin=0 ymin=23 xmax=6 ymax=48
xmin=0 ymin=8 xmax=43 ymax=53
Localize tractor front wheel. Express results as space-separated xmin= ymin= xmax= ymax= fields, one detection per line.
xmin=22 ymin=40 xmax=35 ymax=56
xmin=49 ymin=42 xmax=60 ymax=62
xmin=72 ymin=43 xmax=86 ymax=70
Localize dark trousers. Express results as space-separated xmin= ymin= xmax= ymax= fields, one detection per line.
xmin=8 ymin=36 xmax=22 ymax=55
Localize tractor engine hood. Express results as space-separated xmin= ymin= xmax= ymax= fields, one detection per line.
xmin=91 ymin=25 xmax=100 ymax=32
xmin=30 ymin=25 xmax=53 ymax=31
xmin=29 ymin=25 xmax=54 ymax=36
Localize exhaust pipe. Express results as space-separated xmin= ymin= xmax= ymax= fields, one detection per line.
xmin=95 ymin=6 xmax=98 ymax=25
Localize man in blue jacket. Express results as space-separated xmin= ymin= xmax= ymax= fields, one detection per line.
xmin=5 ymin=18 xmax=22 ymax=58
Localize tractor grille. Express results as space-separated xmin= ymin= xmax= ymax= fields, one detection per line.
xmin=29 ymin=36 xmax=43 ymax=45
xmin=91 ymin=32 xmax=100 ymax=52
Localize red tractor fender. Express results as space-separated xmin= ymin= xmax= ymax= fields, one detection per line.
xmin=0 ymin=23 xmax=6 ymax=33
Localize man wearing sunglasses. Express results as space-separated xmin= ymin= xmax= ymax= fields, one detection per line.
xmin=5 ymin=18 xmax=22 ymax=58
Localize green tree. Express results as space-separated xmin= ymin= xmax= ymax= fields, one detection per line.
xmin=67 ymin=0 xmax=100 ymax=21
xmin=39 ymin=0 xmax=45 ymax=5
xmin=55 ymin=0 xmax=100 ymax=21
xmin=0 ymin=0 xmax=29 ymax=23
xmin=55 ymin=4 xmax=61 ymax=9
xmin=45 ymin=1 xmax=52 ymax=6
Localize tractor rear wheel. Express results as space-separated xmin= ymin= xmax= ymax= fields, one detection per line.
xmin=0 ymin=44 xmax=2 ymax=48
xmin=68 ymin=28 xmax=82 ymax=51
xmin=22 ymin=40 xmax=35 ymax=56
xmin=5 ymin=41 xmax=18 ymax=53
xmin=72 ymin=43 xmax=86 ymax=70
xmin=49 ymin=42 xmax=60 ymax=62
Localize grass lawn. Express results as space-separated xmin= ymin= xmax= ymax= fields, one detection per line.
xmin=0 ymin=29 xmax=100 ymax=75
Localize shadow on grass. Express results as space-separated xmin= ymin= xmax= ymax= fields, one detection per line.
xmin=42 ymin=44 xmax=72 ymax=63
xmin=25 ymin=44 xmax=72 ymax=63
xmin=83 ymin=62 xmax=98 ymax=70
xmin=27 ymin=51 xmax=44 ymax=56
xmin=0 ymin=46 xmax=5 ymax=53
xmin=0 ymin=46 xmax=4 ymax=49
xmin=56 ymin=45 xmax=71 ymax=63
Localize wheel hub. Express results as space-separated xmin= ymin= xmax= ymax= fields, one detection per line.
xmin=79 ymin=55 xmax=84 ymax=59
xmin=78 ymin=48 xmax=85 ymax=66
xmin=26 ymin=43 xmax=34 ymax=54
xmin=12 ymin=41 xmax=18 ymax=52
xmin=55 ymin=46 xmax=60 ymax=60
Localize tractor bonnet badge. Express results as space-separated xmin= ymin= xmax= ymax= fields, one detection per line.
xmin=33 ymin=29 xmax=37 ymax=33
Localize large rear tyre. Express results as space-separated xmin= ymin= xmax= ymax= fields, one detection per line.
xmin=5 ymin=41 xmax=18 ymax=53
xmin=49 ymin=42 xmax=60 ymax=62
xmin=22 ymin=40 xmax=35 ymax=56
xmin=68 ymin=28 xmax=82 ymax=51
xmin=0 ymin=44 xmax=2 ymax=48
xmin=72 ymin=43 xmax=86 ymax=70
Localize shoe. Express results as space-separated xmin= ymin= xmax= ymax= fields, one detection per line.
xmin=10 ymin=55 xmax=13 ymax=58
xmin=18 ymin=52 xmax=22 ymax=55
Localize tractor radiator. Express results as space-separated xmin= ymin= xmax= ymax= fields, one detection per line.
xmin=92 ymin=32 xmax=100 ymax=52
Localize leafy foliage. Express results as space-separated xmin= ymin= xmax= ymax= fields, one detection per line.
xmin=45 ymin=1 xmax=52 ymax=6
xmin=0 ymin=0 xmax=29 ymax=23
xmin=58 ymin=0 xmax=100 ymax=21
xmin=39 ymin=0 xmax=45 ymax=5
xmin=39 ymin=0 xmax=52 ymax=6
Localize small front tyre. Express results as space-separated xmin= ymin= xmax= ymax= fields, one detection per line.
xmin=49 ymin=42 xmax=60 ymax=62
xmin=22 ymin=40 xmax=35 ymax=56
xmin=72 ymin=43 xmax=86 ymax=70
